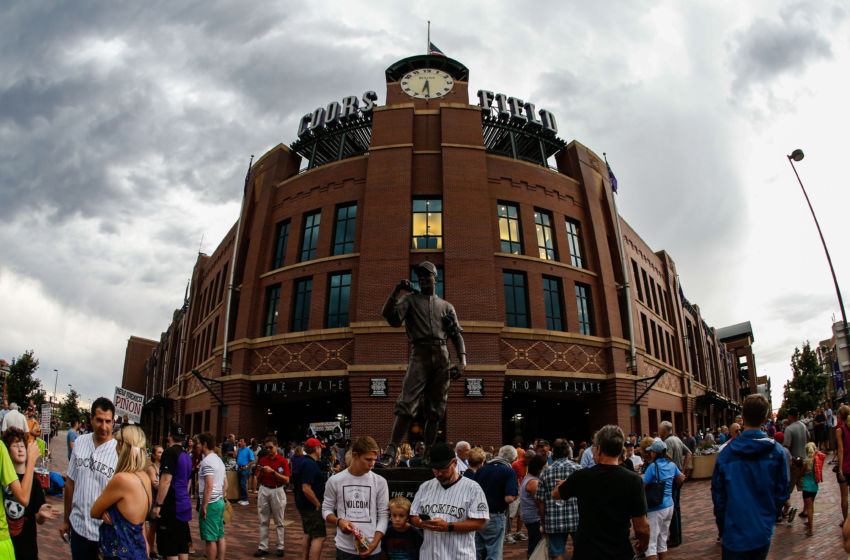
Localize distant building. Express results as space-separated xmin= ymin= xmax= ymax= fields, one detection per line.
xmin=124 ymin=53 xmax=755 ymax=445
xmin=818 ymin=322 xmax=849 ymax=406
xmin=756 ymin=375 xmax=772 ymax=411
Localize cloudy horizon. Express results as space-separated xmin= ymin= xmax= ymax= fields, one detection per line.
xmin=2 ymin=1 xmax=848 ymax=411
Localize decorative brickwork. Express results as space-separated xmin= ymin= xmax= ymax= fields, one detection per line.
xmin=248 ymin=339 xmax=354 ymax=375
xmin=500 ymin=338 xmax=610 ymax=374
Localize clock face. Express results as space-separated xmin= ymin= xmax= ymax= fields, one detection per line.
xmin=400 ymin=68 xmax=454 ymax=99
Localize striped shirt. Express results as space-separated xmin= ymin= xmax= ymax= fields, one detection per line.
xmin=67 ymin=433 xmax=118 ymax=541
xmin=198 ymin=452 xmax=225 ymax=504
xmin=411 ymin=475 xmax=489 ymax=559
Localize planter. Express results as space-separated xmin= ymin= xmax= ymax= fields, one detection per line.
xmin=691 ymin=453 xmax=718 ymax=479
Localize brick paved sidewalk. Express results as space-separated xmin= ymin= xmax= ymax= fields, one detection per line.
xmin=34 ymin=435 xmax=850 ymax=558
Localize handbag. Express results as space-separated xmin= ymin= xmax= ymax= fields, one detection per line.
xmin=222 ymin=500 xmax=234 ymax=524
xmin=529 ymin=536 xmax=550 ymax=560
xmin=645 ymin=462 xmax=666 ymax=508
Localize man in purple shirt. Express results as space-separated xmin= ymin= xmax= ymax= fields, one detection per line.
xmin=154 ymin=423 xmax=193 ymax=560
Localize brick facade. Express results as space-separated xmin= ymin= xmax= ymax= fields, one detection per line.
xmin=125 ymin=54 xmax=753 ymax=447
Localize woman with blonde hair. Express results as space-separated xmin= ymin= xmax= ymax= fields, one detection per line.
xmin=836 ymin=405 xmax=850 ymax=523
xmin=91 ymin=425 xmax=152 ymax=560
xmin=399 ymin=443 xmax=413 ymax=467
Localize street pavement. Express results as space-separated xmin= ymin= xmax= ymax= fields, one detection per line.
xmin=35 ymin=433 xmax=849 ymax=558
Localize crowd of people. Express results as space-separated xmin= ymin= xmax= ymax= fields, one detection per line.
xmin=3 ymin=391 xmax=850 ymax=559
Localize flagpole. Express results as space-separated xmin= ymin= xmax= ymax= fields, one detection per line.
xmin=605 ymin=153 xmax=637 ymax=375
xmin=222 ymin=155 xmax=253 ymax=380
xmin=427 ymin=20 xmax=430 ymax=53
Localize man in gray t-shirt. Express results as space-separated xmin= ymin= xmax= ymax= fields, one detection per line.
xmin=782 ymin=408 xmax=808 ymax=497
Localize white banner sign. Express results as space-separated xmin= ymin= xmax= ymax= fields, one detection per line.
xmin=40 ymin=403 xmax=51 ymax=433
xmin=114 ymin=386 xmax=144 ymax=423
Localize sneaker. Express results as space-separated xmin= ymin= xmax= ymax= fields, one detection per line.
xmin=514 ymin=532 xmax=528 ymax=541
xmin=253 ymin=550 xmax=270 ymax=558
xmin=787 ymin=507 xmax=797 ymax=523
xmin=504 ymin=534 xmax=516 ymax=545
xmin=239 ymin=500 xmax=250 ymax=506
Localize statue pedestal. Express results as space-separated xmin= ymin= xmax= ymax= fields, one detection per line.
xmin=374 ymin=467 xmax=433 ymax=501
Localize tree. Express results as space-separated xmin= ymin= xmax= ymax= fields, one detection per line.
xmin=58 ymin=388 xmax=81 ymax=423
xmin=779 ymin=342 xmax=827 ymax=415
xmin=6 ymin=350 xmax=43 ymax=406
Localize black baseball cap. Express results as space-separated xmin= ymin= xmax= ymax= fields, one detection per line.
xmin=169 ymin=423 xmax=185 ymax=439
xmin=428 ymin=442 xmax=456 ymax=469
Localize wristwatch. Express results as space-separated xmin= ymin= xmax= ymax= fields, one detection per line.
xmin=447 ymin=522 xmax=454 ymax=532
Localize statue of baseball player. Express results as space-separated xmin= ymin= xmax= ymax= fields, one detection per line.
xmin=377 ymin=261 xmax=466 ymax=468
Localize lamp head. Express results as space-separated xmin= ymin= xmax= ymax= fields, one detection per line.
xmin=789 ymin=149 xmax=804 ymax=162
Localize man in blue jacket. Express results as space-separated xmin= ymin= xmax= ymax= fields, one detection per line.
xmin=711 ymin=393 xmax=789 ymax=560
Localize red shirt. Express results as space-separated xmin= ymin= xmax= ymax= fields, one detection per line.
xmin=511 ymin=458 xmax=527 ymax=485
xmin=257 ymin=453 xmax=290 ymax=487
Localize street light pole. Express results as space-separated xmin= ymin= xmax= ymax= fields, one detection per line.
xmin=787 ymin=149 xmax=850 ymax=404
xmin=52 ymin=369 xmax=59 ymax=405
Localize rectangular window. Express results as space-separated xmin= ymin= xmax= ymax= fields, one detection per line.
xmin=291 ymin=278 xmax=312 ymax=331
xmin=503 ymin=271 xmax=529 ymax=328
xmin=641 ymin=313 xmax=651 ymax=352
xmin=264 ymin=285 xmax=280 ymax=336
xmin=575 ymin=282 xmax=594 ymax=335
xmin=651 ymin=321 xmax=660 ymax=358
xmin=641 ymin=269 xmax=652 ymax=309
xmin=497 ymin=202 xmax=522 ymax=254
xmin=542 ymin=276 xmax=565 ymax=331
xmin=534 ymin=210 xmax=556 ymax=260
xmin=658 ymin=326 xmax=667 ymax=362
xmin=332 ymin=203 xmax=357 ymax=255
xmin=411 ymin=198 xmax=442 ymax=249
xmin=565 ymin=218 xmax=584 ymax=268
xmin=410 ymin=266 xmax=444 ymax=299
xmin=657 ymin=285 xmax=667 ymax=320
xmin=326 ymin=272 xmax=351 ymax=328
xmin=272 ymin=220 xmax=290 ymax=269
xmin=649 ymin=277 xmax=659 ymax=314
xmin=299 ymin=210 xmax=321 ymax=262
xmin=631 ymin=259 xmax=643 ymax=301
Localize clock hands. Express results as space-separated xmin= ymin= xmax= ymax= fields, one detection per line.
xmin=422 ymin=79 xmax=430 ymax=96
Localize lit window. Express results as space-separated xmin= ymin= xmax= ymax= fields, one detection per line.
xmin=412 ymin=199 xmax=442 ymax=249
xmin=498 ymin=203 xmax=522 ymax=254
xmin=534 ymin=210 xmax=556 ymax=260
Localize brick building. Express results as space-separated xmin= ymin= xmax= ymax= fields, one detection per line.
xmin=125 ymin=54 xmax=753 ymax=446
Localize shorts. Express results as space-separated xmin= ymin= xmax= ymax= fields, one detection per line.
xmin=299 ymin=507 xmax=327 ymax=539
xmin=789 ymin=462 xmax=805 ymax=492
xmin=547 ymin=533 xmax=572 ymax=557
xmin=199 ymin=499 xmax=225 ymax=541
xmin=157 ymin=516 xmax=191 ymax=556
xmin=802 ymin=490 xmax=817 ymax=500
xmin=508 ymin=498 xmax=520 ymax=519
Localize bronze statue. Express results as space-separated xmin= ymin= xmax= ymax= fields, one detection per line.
xmin=377 ymin=261 xmax=466 ymax=467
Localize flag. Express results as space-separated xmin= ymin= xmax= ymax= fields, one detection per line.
xmin=429 ymin=42 xmax=445 ymax=56
xmin=607 ymin=161 xmax=618 ymax=193
xmin=243 ymin=158 xmax=252 ymax=196
xmin=836 ymin=361 xmax=844 ymax=390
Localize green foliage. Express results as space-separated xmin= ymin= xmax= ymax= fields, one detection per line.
xmin=780 ymin=342 xmax=827 ymax=415
xmin=58 ymin=388 xmax=81 ymax=423
xmin=6 ymin=350 xmax=43 ymax=406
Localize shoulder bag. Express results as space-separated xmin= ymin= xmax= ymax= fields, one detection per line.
xmin=644 ymin=462 xmax=666 ymax=508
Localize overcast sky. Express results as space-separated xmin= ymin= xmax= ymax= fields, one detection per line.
xmin=1 ymin=1 xmax=847 ymax=411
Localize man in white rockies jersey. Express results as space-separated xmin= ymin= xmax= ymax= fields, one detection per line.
xmin=61 ymin=397 xmax=118 ymax=560
xmin=410 ymin=442 xmax=489 ymax=559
